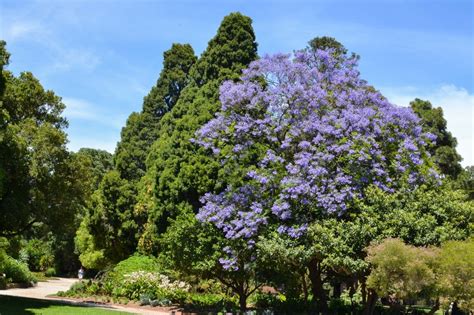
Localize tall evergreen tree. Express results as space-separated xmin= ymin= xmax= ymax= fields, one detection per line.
xmin=410 ymin=98 xmax=463 ymax=178
xmin=76 ymin=44 xmax=196 ymax=267
xmin=115 ymin=43 xmax=197 ymax=182
xmin=136 ymin=12 xmax=258 ymax=253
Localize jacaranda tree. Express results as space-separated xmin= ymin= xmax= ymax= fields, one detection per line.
xmin=196 ymin=48 xmax=439 ymax=311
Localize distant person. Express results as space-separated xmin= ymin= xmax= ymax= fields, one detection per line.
xmin=78 ymin=267 xmax=84 ymax=280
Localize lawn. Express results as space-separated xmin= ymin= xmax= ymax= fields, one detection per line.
xmin=0 ymin=295 xmax=134 ymax=315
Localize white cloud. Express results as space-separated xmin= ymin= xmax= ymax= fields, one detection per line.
xmin=3 ymin=21 xmax=46 ymax=41
xmin=62 ymin=97 xmax=126 ymax=129
xmin=1 ymin=14 xmax=100 ymax=73
xmin=381 ymin=85 xmax=474 ymax=167
xmin=52 ymin=49 xmax=101 ymax=72
xmin=67 ymin=136 xmax=117 ymax=154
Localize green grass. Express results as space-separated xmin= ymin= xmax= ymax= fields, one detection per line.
xmin=0 ymin=295 xmax=134 ymax=315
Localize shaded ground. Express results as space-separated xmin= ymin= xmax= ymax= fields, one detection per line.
xmin=0 ymin=295 xmax=131 ymax=314
xmin=0 ymin=278 xmax=174 ymax=314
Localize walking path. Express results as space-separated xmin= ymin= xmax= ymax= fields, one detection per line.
xmin=0 ymin=278 xmax=176 ymax=314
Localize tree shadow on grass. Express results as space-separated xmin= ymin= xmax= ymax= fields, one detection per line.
xmin=0 ymin=295 xmax=128 ymax=314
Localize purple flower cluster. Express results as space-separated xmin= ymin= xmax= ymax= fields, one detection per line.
xmin=196 ymin=48 xmax=437 ymax=254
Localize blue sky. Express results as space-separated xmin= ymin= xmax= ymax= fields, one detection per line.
xmin=1 ymin=0 xmax=473 ymax=165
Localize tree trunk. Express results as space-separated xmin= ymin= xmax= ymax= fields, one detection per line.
xmin=361 ymin=280 xmax=367 ymax=305
xmin=301 ymin=270 xmax=309 ymax=302
xmin=333 ymin=282 xmax=341 ymax=299
xmin=236 ymin=282 xmax=247 ymax=312
xmin=308 ymin=258 xmax=328 ymax=314
xmin=239 ymin=293 xmax=247 ymax=312
xmin=427 ymin=299 xmax=440 ymax=315
xmin=362 ymin=289 xmax=377 ymax=315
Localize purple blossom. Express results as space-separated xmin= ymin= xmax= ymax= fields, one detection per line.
xmin=195 ymin=48 xmax=437 ymax=251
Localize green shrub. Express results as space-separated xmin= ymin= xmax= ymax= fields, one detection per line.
xmin=2 ymin=257 xmax=36 ymax=283
xmin=112 ymin=271 xmax=190 ymax=300
xmin=44 ymin=267 xmax=56 ymax=277
xmin=105 ymin=255 xmax=160 ymax=284
xmin=139 ymin=293 xmax=153 ymax=305
xmin=21 ymin=239 xmax=54 ymax=272
xmin=184 ymin=292 xmax=237 ymax=311
xmin=253 ymin=292 xmax=312 ymax=314
xmin=61 ymin=280 xmax=89 ymax=296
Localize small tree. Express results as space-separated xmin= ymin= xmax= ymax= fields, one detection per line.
xmin=437 ymin=238 xmax=474 ymax=312
xmin=366 ymin=238 xmax=438 ymax=312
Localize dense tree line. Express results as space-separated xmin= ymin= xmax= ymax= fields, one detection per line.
xmin=0 ymin=40 xmax=93 ymax=273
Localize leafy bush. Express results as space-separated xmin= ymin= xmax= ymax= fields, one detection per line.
xmin=437 ymin=238 xmax=474 ymax=312
xmin=139 ymin=293 xmax=153 ymax=305
xmin=57 ymin=280 xmax=89 ymax=297
xmin=20 ymin=239 xmax=54 ymax=272
xmin=115 ymin=271 xmax=190 ymax=300
xmin=366 ymin=238 xmax=438 ymax=301
xmin=183 ymin=292 xmax=237 ymax=311
xmin=328 ymin=287 xmax=363 ymax=313
xmin=44 ymin=267 xmax=56 ymax=277
xmin=104 ymin=255 xmax=160 ymax=283
xmin=1 ymin=257 xmax=36 ymax=284
xmin=253 ymin=292 xmax=313 ymax=314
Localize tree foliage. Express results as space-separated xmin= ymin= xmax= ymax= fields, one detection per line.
xmin=410 ymin=98 xmax=463 ymax=178
xmin=0 ymin=68 xmax=86 ymax=237
xmin=136 ymin=12 xmax=258 ymax=252
xmin=75 ymin=148 xmax=113 ymax=190
xmin=437 ymin=238 xmax=474 ymax=311
xmin=366 ymin=238 xmax=438 ymax=301
xmin=308 ymin=36 xmax=348 ymax=56
xmin=114 ymin=44 xmax=196 ymax=182
xmin=77 ymin=170 xmax=138 ymax=267
xmin=76 ymin=43 xmax=197 ymax=267
xmin=366 ymin=238 xmax=474 ymax=313
xmin=0 ymin=43 xmax=91 ymax=273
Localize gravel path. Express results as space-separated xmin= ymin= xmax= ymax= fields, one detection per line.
xmin=0 ymin=278 xmax=77 ymax=299
xmin=0 ymin=278 xmax=176 ymax=314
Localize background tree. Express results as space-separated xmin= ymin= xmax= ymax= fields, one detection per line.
xmin=75 ymin=148 xmax=113 ymax=190
xmin=0 ymin=44 xmax=91 ymax=273
xmin=308 ymin=36 xmax=348 ymax=56
xmin=0 ymin=40 xmax=10 ymax=108
xmin=0 ymin=40 xmax=10 ymax=198
xmin=76 ymin=43 xmax=197 ymax=267
xmin=410 ymin=98 xmax=463 ymax=178
xmin=437 ymin=238 xmax=474 ymax=312
xmin=0 ymin=69 xmax=78 ymax=235
xmin=457 ymin=166 xmax=474 ymax=200
xmin=114 ymin=43 xmax=196 ymax=182
xmin=365 ymin=239 xmax=438 ymax=313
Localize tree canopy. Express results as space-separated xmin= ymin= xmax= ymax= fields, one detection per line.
xmin=76 ymin=43 xmax=197 ymax=267
xmin=136 ymin=12 xmax=258 ymax=252
xmin=410 ymin=98 xmax=463 ymax=178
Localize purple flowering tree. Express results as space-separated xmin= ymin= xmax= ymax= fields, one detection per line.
xmin=196 ymin=48 xmax=437 ymax=310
